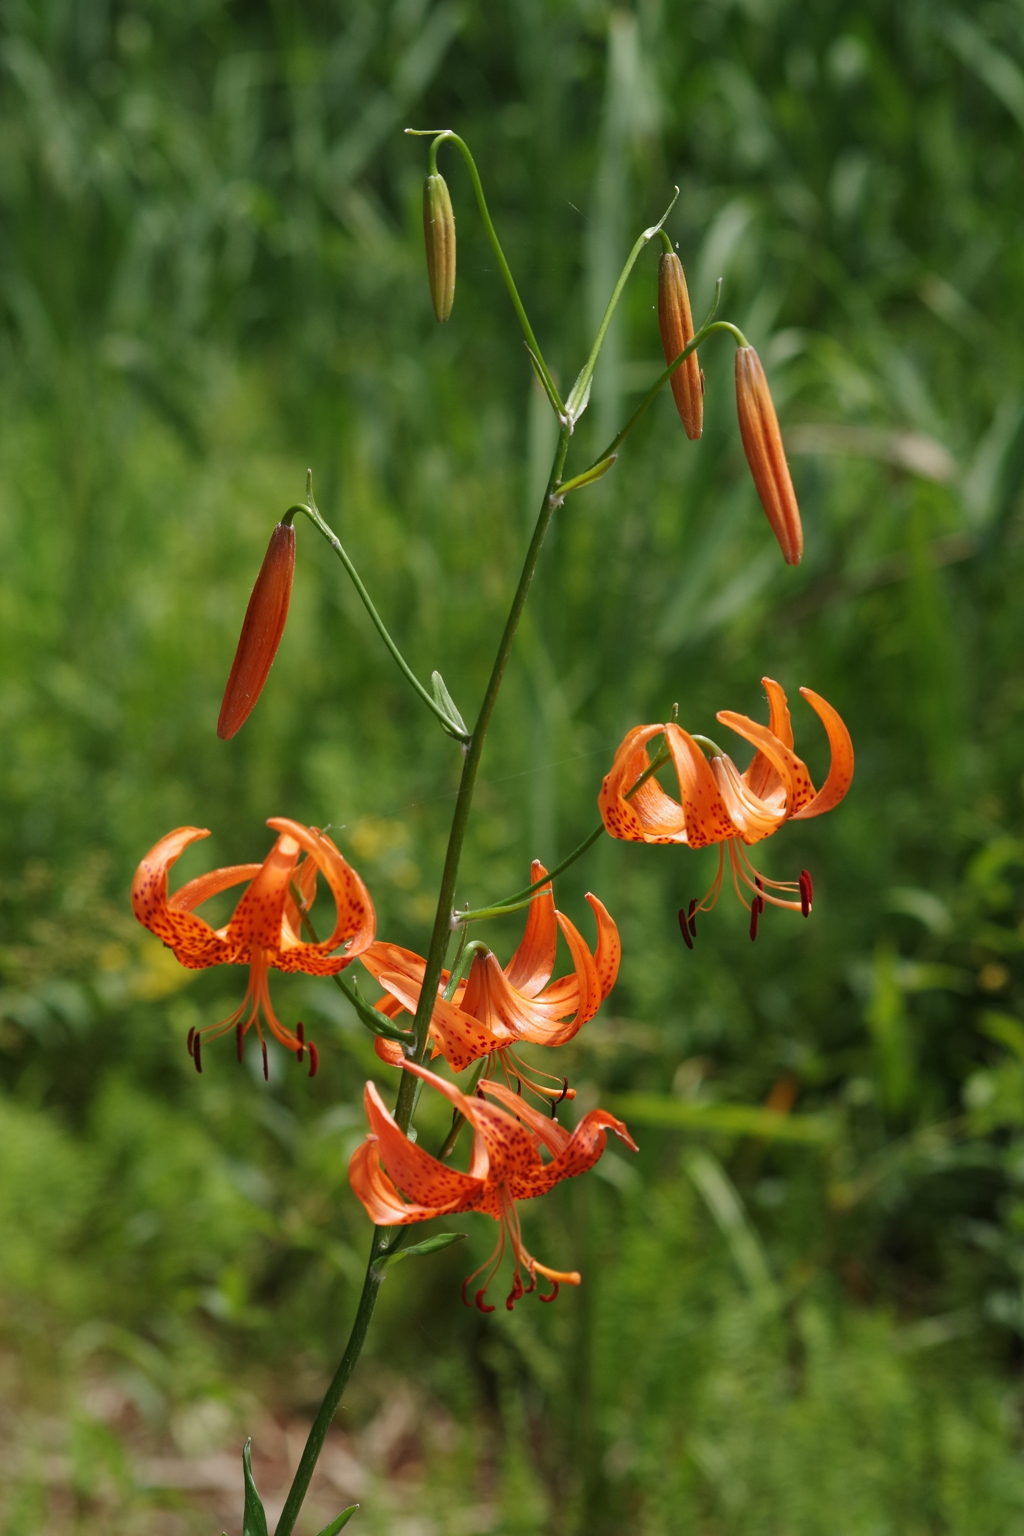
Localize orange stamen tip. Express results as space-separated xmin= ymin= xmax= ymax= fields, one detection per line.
xmin=308 ymin=1041 xmax=319 ymax=1078
xmin=217 ymin=521 xmax=296 ymax=740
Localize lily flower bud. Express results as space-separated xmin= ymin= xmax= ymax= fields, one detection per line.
xmin=734 ymin=346 xmax=803 ymax=566
xmin=217 ymin=520 xmax=295 ymax=740
xmin=423 ymin=172 xmax=456 ymax=323
xmin=657 ymin=252 xmax=702 ymax=440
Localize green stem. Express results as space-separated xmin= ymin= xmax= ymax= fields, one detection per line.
xmin=563 ymin=189 xmax=678 ymax=424
xmin=411 ymin=130 xmax=564 ymax=417
xmin=273 ymin=1228 xmax=389 ymax=1536
xmin=295 ymin=483 xmax=469 ymax=743
xmin=274 ymin=423 xmax=572 ymax=1536
xmin=392 ymin=421 xmax=572 ymax=1129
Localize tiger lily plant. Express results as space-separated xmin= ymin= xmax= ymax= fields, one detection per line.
xmin=360 ymin=860 xmax=619 ymax=1097
xmin=349 ymin=1060 xmax=637 ymax=1311
xmin=599 ymin=677 xmax=853 ymax=940
xmin=132 ymin=820 xmax=375 ymax=1075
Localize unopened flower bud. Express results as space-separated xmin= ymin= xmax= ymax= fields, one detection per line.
xmin=217 ymin=520 xmax=295 ymax=740
xmin=657 ymin=252 xmax=702 ymax=440
xmin=734 ymin=346 xmax=803 ymax=566
xmin=423 ymin=172 xmax=456 ymax=323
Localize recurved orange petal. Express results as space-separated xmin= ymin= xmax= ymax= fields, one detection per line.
xmin=268 ymin=819 xmax=375 ymax=964
xmin=132 ymin=828 xmax=233 ymax=969
xmin=789 ymin=688 xmax=855 ymax=819
xmin=599 ymin=725 xmax=688 ymax=843
xmin=716 ymin=710 xmax=816 ymax=815
xmin=662 ymin=724 xmax=738 ymax=848
xmin=744 ymin=677 xmax=794 ymax=802
xmin=504 ymin=862 xmax=557 ymax=997
xmin=709 ymin=753 xmax=789 ymax=845
xmin=349 ymin=1138 xmax=467 ymax=1225
xmin=363 ymin=1079 xmax=485 ymax=1209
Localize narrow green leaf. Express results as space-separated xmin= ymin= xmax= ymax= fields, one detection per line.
xmin=372 ymin=1230 xmax=465 ymax=1279
xmin=315 ymin=1506 xmax=359 ymax=1536
xmin=431 ymin=670 xmax=469 ymax=738
xmin=557 ymin=455 xmax=617 ymax=498
xmin=608 ymin=1094 xmax=835 ymax=1144
xmin=242 ymin=1440 xmax=269 ymax=1536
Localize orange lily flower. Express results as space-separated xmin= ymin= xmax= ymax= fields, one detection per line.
xmin=349 ymin=1060 xmax=637 ymax=1309
xmin=359 ymin=861 xmax=619 ymax=1095
xmin=132 ymin=819 xmax=375 ymax=1075
xmin=599 ymin=678 xmax=853 ymax=939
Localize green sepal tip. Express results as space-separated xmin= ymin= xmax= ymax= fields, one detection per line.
xmin=242 ymin=1439 xmax=269 ymax=1536
xmin=339 ymin=976 xmax=415 ymax=1045
xmin=372 ymin=1230 xmax=465 ymax=1280
xmin=315 ymin=1506 xmax=359 ymax=1536
xmin=431 ymin=670 xmax=469 ymax=739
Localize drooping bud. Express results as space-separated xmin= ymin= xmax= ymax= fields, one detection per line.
xmin=423 ymin=172 xmax=456 ymax=323
xmin=217 ymin=520 xmax=296 ymax=740
xmin=657 ymin=252 xmax=703 ymax=440
xmin=734 ymin=346 xmax=803 ymax=565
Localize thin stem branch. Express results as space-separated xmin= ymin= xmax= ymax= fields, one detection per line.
xmin=457 ymin=746 xmax=672 ymax=923
xmin=564 ymin=189 xmax=677 ymax=424
xmin=411 ymin=130 xmax=564 ymax=416
xmin=580 ymin=318 xmax=749 ymax=474
xmin=295 ymin=486 xmax=469 ymax=743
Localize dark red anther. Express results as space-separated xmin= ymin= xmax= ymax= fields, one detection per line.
xmin=749 ymin=901 xmax=760 ymax=942
xmin=515 ymin=1077 xmax=522 ymax=1096
xmin=539 ymin=1279 xmax=560 ymax=1304
xmin=308 ymin=1041 xmax=319 ymax=1078
xmin=236 ymin=1020 xmax=245 ymax=1063
xmin=475 ymin=1288 xmax=496 ymax=1314
xmin=296 ymin=1020 xmax=305 ymax=1064
xmin=193 ymin=1034 xmax=203 ymax=1073
xmin=687 ymin=898 xmax=698 ymax=937
xmin=461 ymin=1277 xmax=473 ymax=1308
xmin=800 ymin=869 xmax=813 ymax=917
xmin=506 ymin=1273 xmax=524 ymax=1310
xmin=556 ymin=1076 xmax=569 ymax=1106
xmin=261 ymin=1040 xmax=269 ymax=1081
xmin=678 ymin=907 xmax=694 ymax=949
xmin=187 ymin=1027 xmax=195 ymax=1057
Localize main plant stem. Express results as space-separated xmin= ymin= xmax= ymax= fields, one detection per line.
xmin=274 ymin=423 xmax=572 ymax=1536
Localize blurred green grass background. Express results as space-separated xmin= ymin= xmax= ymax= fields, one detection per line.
xmin=5 ymin=0 xmax=1024 ymax=1531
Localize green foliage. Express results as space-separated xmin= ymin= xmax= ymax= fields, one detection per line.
xmin=4 ymin=0 xmax=1024 ymax=1529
